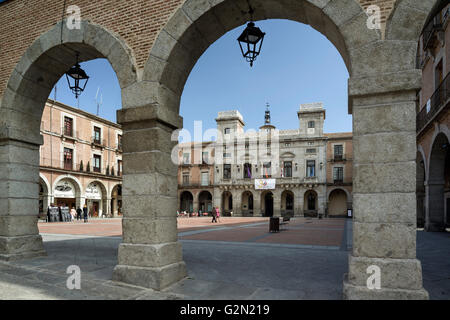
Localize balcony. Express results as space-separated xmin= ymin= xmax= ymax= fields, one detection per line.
xmin=417 ymin=72 xmax=450 ymax=134
xmin=61 ymin=127 xmax=78 ymax=140
xmin=40 ymin=157 xmax=120 ymax=177
xmin=91 ymin=136 xmax=106 ymax=147
xmin=423 ymin=15 xmax=443 ymax=50
xmin=331 ymin=154 xmax=345 ymax=162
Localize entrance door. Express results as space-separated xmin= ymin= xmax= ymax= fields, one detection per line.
xmin=265 ymin=193 xmax=274 ymax=217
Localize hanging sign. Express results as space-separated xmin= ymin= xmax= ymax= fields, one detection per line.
xmin=255 ymin=179 xmax=276 ymax=190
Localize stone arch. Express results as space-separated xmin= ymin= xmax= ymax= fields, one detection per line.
xmin=39 ymin=174 xmax=51 ymax=217
xmin=426 ymin=131 xmax=450 ymax=231
xmin=385 ymin=0 xmax=440 ymax=41
xmin=427 ymin=124 xmax=450 ymax=180
xmin=198 ymin=190 xmax=213 ymax=214
xmin=241 ymin=190 xmax=255 ymax=216
xmin=221 ymin=191 xmax=233 ymax=216
xmin=52 ymin=175 xmax=83 ymax=209
xmin=110 ymin=183 xmax=123 ymax=217
xmin=328 ymin=188 xmax=348 ymax=217
xmin=143 ymin=0 xmax=381 ymax=114
xmin=327 ymin=186 xmax=351 ymax=201
xmin=85 ymin=180 xmax=108 ymax=218
xmin=0 ymin=20 xmax=137 ymax=261
xmin=304 ymin=189 xmax=318 ymax=216
xmin=180 ymin=191 xmax=194 ymax=213
xmin=281 ymin=190 xmax=295 ymax=217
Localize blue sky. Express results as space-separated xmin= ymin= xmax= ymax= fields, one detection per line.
xmin=50 ymin=19 xmax=351 ymax=137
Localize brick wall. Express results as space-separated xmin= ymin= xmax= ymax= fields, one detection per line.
xmin=0 ymin=0 xmax=399 ymax=98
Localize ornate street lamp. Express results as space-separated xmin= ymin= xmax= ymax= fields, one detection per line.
xmin=237 ymin=4 xmax=265 ymax=67
xmin=65 ymin=52 xmax=89 ymax=99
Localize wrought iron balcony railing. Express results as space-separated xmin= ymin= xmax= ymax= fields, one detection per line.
xmin=417 ymin=72 xmax=450 ymax=133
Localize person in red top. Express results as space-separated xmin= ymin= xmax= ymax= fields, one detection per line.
xmin=216 ymin=206 xmax=221 ymax=223
xmin=212 ymin=207 xmax=218 ymax=223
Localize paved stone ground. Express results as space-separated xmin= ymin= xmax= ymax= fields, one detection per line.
xmin=0 ymin=217 xmax=448 ymax=299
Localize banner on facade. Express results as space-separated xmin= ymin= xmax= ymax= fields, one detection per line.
xmin=255 ymin=179 xmax=276 ymax=190
xmin=54 ymin=180 xmax=76 ymax=198
xmin=85 ymin=183 xmax=102 ymax=200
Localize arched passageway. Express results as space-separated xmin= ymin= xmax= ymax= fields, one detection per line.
xmin=0 ymin=0 xmax=434 ymax=298
xmin=198 ymin=191 xmax=213 ymax=214
xmin=180 ymin=191 xmax=194 ymax=213
xmin=281 ymin=190 xmax=294 ymax=217
xmin=328 ymin=189 xmax=348 ymax=217
xmin=111 ymin=184 xmax=123 ymax=217
xmin=427 ymin=133 xmax=450 ymax=231
xmin=221 ymin=191 xmax=233 ymax=216
xmin=241 ymin=191 xmax=254 ymax=216
xmin=304 ymin=190 xmax=318 ymax=217
xmin=261 ymin=191 xmax=274 ymax=217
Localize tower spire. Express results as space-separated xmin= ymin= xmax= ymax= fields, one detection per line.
xmin=265 ymin=103 xmax=271 ymax=125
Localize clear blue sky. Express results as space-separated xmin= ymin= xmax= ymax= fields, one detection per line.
xmin=50 ymin=19 xmax=351 ymax=137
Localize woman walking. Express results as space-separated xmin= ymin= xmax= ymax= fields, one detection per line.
xmin=216 ymin=206 xmax=221 ymax=223
xmin=212 ymin=207 xmax=218 ymax=223
xmin=70 ymin=206 xmax=77 ymax=222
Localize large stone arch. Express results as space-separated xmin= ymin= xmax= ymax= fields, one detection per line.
xmin=142 ymin=0 xmax=381 ymax=114
xmin=131 ymin=0 xmax=430 ymax=299
xmin=84 ymin=179 xmax=108 ymax=218
xmin=0 ymin=20 xmax=136 ymax=262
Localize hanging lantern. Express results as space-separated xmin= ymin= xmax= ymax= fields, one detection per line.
xmin=65 ymin=52 xmax=89 ymax=99
xmin=237 ymin=21 xmax=266 ymax=67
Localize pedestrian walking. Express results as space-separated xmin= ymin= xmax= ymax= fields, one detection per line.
xmin=70 ymin=206 xmax=76 ymax=222
xmin=211 ymin=207 xmax=217 ymax=223
xmin=76 ymin=206 xmax=82 ymax=221
xmin=216 ymin=206 xmax=221 ymax=223
xmin=83 ymin=204 xmax=88 ymax=223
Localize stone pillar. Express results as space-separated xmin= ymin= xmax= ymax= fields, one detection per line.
xmin=233 ymin=190 xmax=242 ymax=217
xmin=273 ymin=192 xmax=281 ymax=217
xmin=296 ymin=189 xmax=304 ymax=217
xmin=0 ymin=138 xmax=46 ymax=261
xmin=193 ymin=196 xmax=199 ymax=214
xmin=253 ymin=191 xmax=262 ymax=217
xmin=343 ymin=89 xmax=428 ymax=299
xmin=112 ymin=105 xmax=187 ymax=290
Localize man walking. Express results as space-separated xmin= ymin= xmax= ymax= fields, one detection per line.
xmin=83 ymin=204 xmax=88 ymax=223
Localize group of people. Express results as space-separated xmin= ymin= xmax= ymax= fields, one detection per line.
xmin=47 ymin=203 xmax=90 ymax=223
xmin=211 ymin=206 xmax=221 ymax=223
xmin=176 ymin=206 xmax=222 ymax=223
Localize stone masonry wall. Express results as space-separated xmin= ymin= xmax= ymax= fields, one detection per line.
xmin=0 ymin=0 xmax=398 ymax=98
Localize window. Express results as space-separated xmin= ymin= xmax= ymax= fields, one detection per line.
xmin=118 ymin=134 xmax=122 ymax=150
xmin=306 ymin=160 xmax=315 ymax=177
xmin=93 ymin=154 xmax=101 ymax=173
xmin=263 ymin=162 xmax=271 ymax=178
xmin=283 ymin=161 xmax=292 ymax=178
xmin=244 ymin=163 xmax=252 ymax=179
xmin=334 ymin=145 xmax=343 ymax=160
xmin=223 ymin=145 xmax=231 ymax=158
xmin=117 ymin=160 xmax=123 ymax=176
xmin=285 ymin=142 xmax=291 ymax=147
xmin=223 ymin=164 xmax=231 ymax=179
xmin=333 ymin=167 xmax=344 ymax=183
xmin=63 ymin=148 xmax=73 ymax=170
xmin=183 ymin=153 xmax=190 ymax=164
xmin=286 ymin=194 xmax=294 ymax=210
xmin=224 ymin=128 xmax=231 ymax=134
xmin=93 ymin=126 xmax=101 ymax=144
xmin=64 ymin=117 xmax=73 ymax=137
xmin=308 ymin=121 xmax=315 ymax=128
xmin=202 ymin=152 xmax=209 ymax=164
xmin=201 ymin=172 xmax=209 ymax=186
xmin=306 ymin=148 xmax=316 ymax=154
xmin=182 ymin=173 xmax=190 ymax=186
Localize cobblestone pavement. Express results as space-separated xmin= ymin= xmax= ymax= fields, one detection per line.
xmin=0 ymin=217 xmax=448 ymax=300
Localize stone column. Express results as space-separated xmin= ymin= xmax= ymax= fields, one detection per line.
xmin=192 ymin=196 xmax=199 ymax=214
xmin=253 ymin=191 xmax=262 ymax=217
xmin=0 ymin=137 xmax=46 ymax=261
xmin=112 ymin=105 xmax=187 ymax=290
xmin=233 ymin=190 xmax=242 ymax=217
xmin=343 ymin=88 xmax=428 ymax=299
xmin=273 ymin=192 xmax=281 ymax=217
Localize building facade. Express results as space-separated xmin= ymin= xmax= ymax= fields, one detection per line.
xmin=39 ymin=99 xmax=123 ymax=218
xmin=416 ymin=2 xmax=450 ymax=231
xmin=325 ymin=132 xmax=353 ymax=217
xmin=177 ymin=103 xmax=353 ymax=218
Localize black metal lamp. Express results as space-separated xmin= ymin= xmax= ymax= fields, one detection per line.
xmin=237 ymin=4 xmax=265 ymax=67
xmin=65 ymin=52 xmax=89 ymax=99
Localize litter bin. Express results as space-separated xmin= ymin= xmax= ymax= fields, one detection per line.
xmin=269 ymin=217 xmax=280 ymax=233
